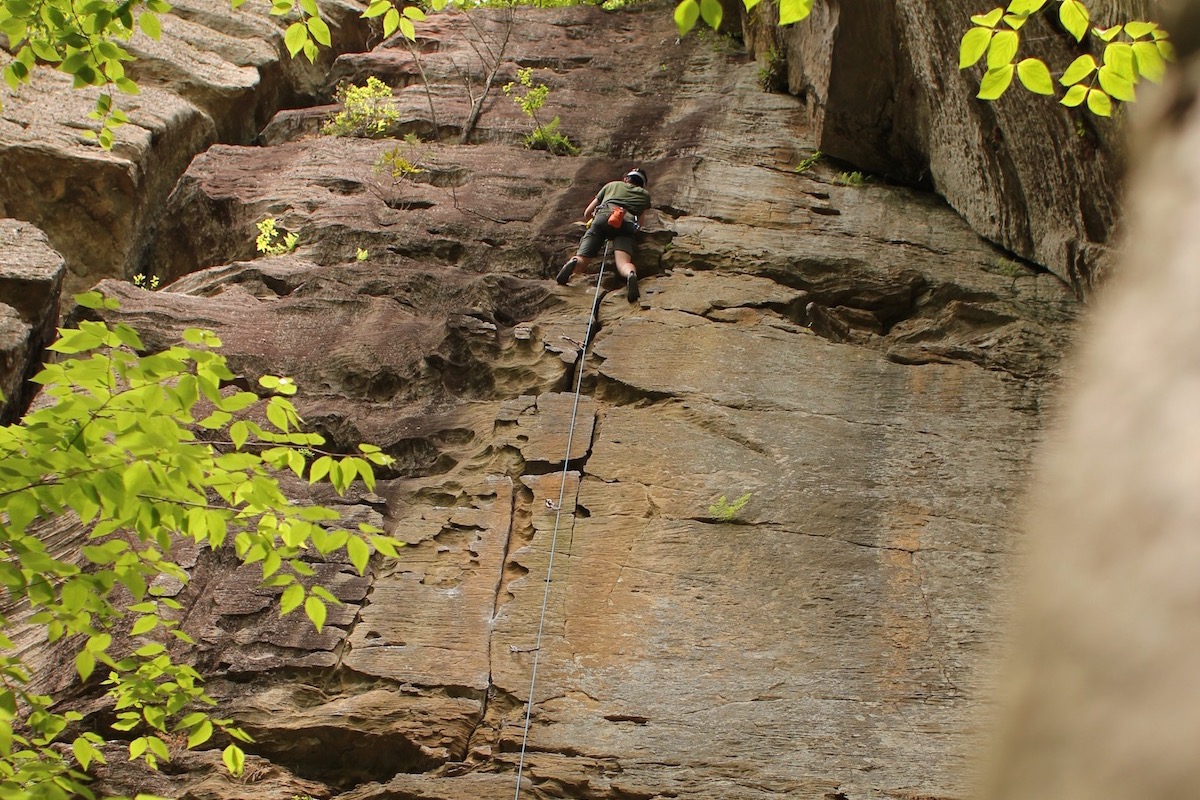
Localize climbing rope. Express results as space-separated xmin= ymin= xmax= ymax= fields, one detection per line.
xmin=512 ymin=241 xmax=611 ymax=800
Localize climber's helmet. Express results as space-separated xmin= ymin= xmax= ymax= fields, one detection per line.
xmin=625 ymin=168 xmax=647 ymax=187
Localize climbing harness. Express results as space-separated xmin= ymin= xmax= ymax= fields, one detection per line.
xmin=512 ymin=241 xmax=611 ymax=800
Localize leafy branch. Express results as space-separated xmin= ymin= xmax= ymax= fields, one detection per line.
xmin=958 ymin=0 xmax=1173 ymax=117
xmin=0 ymin=291 xmax=404 ymax=799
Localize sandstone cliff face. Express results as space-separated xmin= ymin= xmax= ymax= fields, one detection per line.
xmin=4 ymin=4 xmax=1084 ymax=800
xmin=748 ymin=0 xmax=1157 ymax=293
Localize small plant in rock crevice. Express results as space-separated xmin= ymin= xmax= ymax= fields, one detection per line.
xmin=322 ymin=77 xmax=400 ymax=138
xmin=370 ymin=142 xmax=429 ymax=210
xmin=256 ymin=217 xmax=299 ymax=255
xmin=132 ymin=272 xmax=160 ymax=290
xmin=757 ymin=46 xmax=786 ymax=92
xmin=503 ymin=67 xmax=579 ymax=156
xmin=834 ymin=171 xmax=866 ymax=187
xmin=794 ymin=150 xmax=822 ymax=174
xmin=709 ymin=492 xmax=752 ymax=521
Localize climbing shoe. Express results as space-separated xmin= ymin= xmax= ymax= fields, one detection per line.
xmin=556 ymin=257 xmax=577 ymax=285
xmin=625 ymin=271 xmax=639 ymax=303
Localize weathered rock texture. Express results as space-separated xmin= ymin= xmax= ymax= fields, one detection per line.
xmin=10 ymin=5 xmax=1081 ymax=800
xmin=0 ymin=0 xmax=372 ymax=289
xmin=0 ymin=219 xmax=64 ymax=421
xmin=982 ymin=4 xmax=1200 ymax=798
xmin=746 ymin=0 xmax=1158 ymax=293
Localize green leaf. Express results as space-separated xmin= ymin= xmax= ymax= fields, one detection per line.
xmin=72 ymin=737 xmax=98 ymax=770
xmin=309 ymin=455 xmax=333 ymax=483
xmin=1133 ymin=41 xmax=1166 ymax=83
xmin=1016 ymin=58 xmax=1054 ymax=94
xmin=1086 ymin=87 xmax=1112 ymax=116
xmin=304 ymin=595 xmax=327 ymax=632
xmin=383 ymin=6 xmax=399 ymax=36
xmin=284 ymin=21 xmax=307 ymax=57
xmin=299 ymin=0 xmax=318 ymax=15
xmin=230 ymin=420 xmax=249 ymax=450
xmin=1124 ymin=20 xmax=1156 ymax=40
xmin=306 ymin=15 xmax=330 ymax=46
xmin=362 ymin=0 xmax=389 ymax=17
xmin=138 ymin=12 xmax=161 ymax=39
xmin=402 ymin=5 xmax=425 ymax=20
xmin=280 ymin=582 xmax=304 ymax=615
xmin=1097 ymin=65 xmax=1135 ymax=102
xmin=970 ymin=7 xmax=1004 ymax=27
xmin=959 ymin=26 xmax=991 ymax=68
xmin=147 ymin=735 xmax=170 ymax=761
xmin=1103 ymin=42 xmax=1135 ymax=80
xmin=699 ymin=0 xmax=721 ymax=29
xmin=777 ymin=0 xmax=812 ymax=26
xmin=1060 ymin=54 xmax=1096 ymax=86
xmin=129 ymin=737 xmax=148 ymax=760
xmin=986 ymin=29 xmax=1019 ymax=69
xmin=347 ymin=536 xmax=370 ymax=575
xmin=187 ymin=720 xmax=213 ymax=748
xmin=1002 ymin=13 xmax=1028 ymax=30
xmin=1059 ymin=0 xmax=1089 ymax=42
xmin=672 ymin=0 xmax=700 ymax=31
xmin=977 ymin=64 xmax=1014 ymax=100
xmin=75 ymin=648 xmax=96 ymax=682
xmin=222 ymin=744 xmax=245 ymax=777
xmin=1005 ymin=0 xmax=1046 ymax=14
xmin=130 ymin=615 xmax=158 ymax=636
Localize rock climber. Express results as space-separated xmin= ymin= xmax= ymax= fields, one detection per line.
xmin=555 ymin=167 xmax=650 ymax=303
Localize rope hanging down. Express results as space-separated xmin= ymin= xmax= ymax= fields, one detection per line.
xmin=512 ymin=241 xmax=611 ymax=800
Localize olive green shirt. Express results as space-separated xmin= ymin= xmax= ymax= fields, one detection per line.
xmin=595 ymin=181 xmax=651 ymax=215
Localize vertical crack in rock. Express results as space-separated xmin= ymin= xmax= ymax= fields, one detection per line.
xmin=462 ymin=476 xmax=519 ymax=763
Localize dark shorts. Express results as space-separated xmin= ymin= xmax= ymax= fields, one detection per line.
xmin=577 ymin=205 xmax=638 ymax=257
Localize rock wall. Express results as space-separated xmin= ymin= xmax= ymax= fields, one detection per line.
xmin=4 ymin=5 xmax=1084 ymax=800
xmin=747 ymin=0 xmax=1159 ymax=293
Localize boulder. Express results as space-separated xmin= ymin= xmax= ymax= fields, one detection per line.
xmin=0 ymin=219 xmax=64 ymax=420
xmin=0 ymin=0 xmax=372 ymax=290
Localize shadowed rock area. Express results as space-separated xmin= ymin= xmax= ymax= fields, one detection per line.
xmin=5 ymin=3 xmax=1087 ymax=799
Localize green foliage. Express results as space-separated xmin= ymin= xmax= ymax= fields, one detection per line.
xmin=376 ymin=145 xmax=426 ymax=180
xmin=502 ymin=67 xmax=578 ymax=156
xmin=132 ymin=273 xmax=161 ymax=291
xmin=524 ymin=116 xmax=579 ymax=155
xmin=255 ymin=218 xmax=299 ymax=256
xmin=675 ymin=0 xmax=812 ymax=36
xmin=794 ymin=150 xmax=822 ymax=174
xmin=757 ymin=47 xmax=786 ymax=92
xmin=322 ymin=77 xmax=400 ymax=138
xmin=363 ymin=0 xmax=433 ymax=41
xmin=371 ymin=143 xmax=430 ymax=209
xmin=834 ymin=171 xmax=865 ymax=187
xmin=0 ymin=291 xmax=402 ymax=799
xmin=356 ymin=248 xmax=370 ymax=262
xmin=958 ymin=0 xmax=1174 ymax=117
xmin=708 ymin=492 xmax=752 ymax=521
